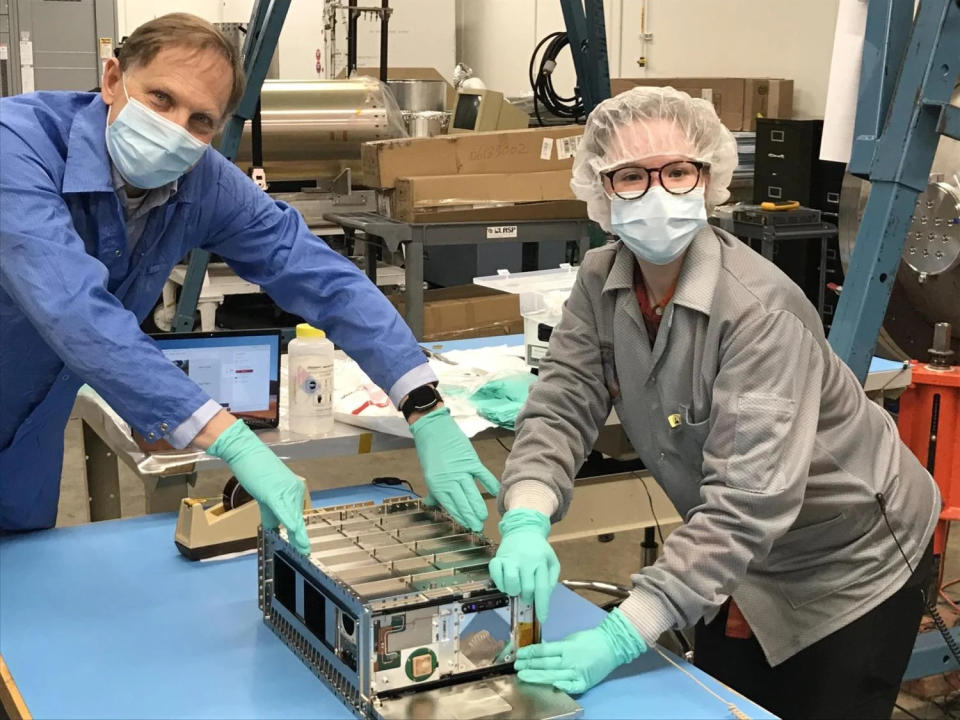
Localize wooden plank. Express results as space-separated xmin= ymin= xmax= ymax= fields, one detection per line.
xmin=0 ymin=655 xmax=31 ymax=720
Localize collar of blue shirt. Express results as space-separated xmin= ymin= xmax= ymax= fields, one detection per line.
xmin=61 ymin=96 xmax=116 ymax=195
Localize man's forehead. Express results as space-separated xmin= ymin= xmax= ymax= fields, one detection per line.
xmin=606 ymin=118 xmax=695 ymax=163
xmin=130 ymin=45 xmax=232 ymax=114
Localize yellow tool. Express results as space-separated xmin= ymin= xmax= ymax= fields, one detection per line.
xmin=174 ymin=476 xmax=310 ymax=560
xmin=760 ymin=200 xmax=801 ymax=211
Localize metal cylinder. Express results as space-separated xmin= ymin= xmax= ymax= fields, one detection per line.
xmin=232 ymin=78 xmax=406 ymax=180
xmin=837 ymin=83 xmax=960 ymax=361
xmin=641 ymin=526 xmax=659 ymax=568
xmin=934 ymin=322 xmax=953 ymax=352
xmin=930 ymin=322 xmax=955 ymax=366
xmin=386 ymin=79 xmax=446 ymax=112
xmin=402 ymin=110 xmax=451 ymax=137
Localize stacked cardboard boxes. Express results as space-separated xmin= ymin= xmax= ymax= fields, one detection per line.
xmin=388 ymin=286 xmax=523 ymax=341
xmin=610 ymin=77 xmax=793 ymax=132
xmin=361 ymin=125 xmax=587 ymax=222
xmin=362 ymin=125 xmax=588 ymax=339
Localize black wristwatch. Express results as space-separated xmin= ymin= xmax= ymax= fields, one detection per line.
xmin=400 ymin=384 xmax=442 ymax=421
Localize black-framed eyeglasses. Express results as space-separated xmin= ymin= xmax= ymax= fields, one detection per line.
xmin=601 ymin=160 xmax=708 ymax=201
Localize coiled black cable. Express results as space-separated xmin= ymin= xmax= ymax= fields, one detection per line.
xmin=529 ymin=31 xmax=585 ymax=126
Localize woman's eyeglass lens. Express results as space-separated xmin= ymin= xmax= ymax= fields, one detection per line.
xmin=605 ymin=161 xmax=704 ymax=200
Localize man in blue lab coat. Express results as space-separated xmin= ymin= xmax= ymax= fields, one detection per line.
xmin=0 ymin=13 xmax=498 ymax=546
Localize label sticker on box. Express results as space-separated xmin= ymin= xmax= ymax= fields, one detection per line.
xmin=487 ymin=225 xmax=518 ymax=239
xmin=0 ymin=45 xmax=8 ymax=61
xmin=556 ymin=135 xmax=581 ymax=160
xmin=540 ymin=138 xmax=554 ymax=160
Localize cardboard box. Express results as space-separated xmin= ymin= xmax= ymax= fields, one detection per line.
xmin=403 ymin=200 xmax=588 ymax=224
xmin=392 ymin=170 xmax=576 ymax=221
xmin=362 ymin=126 xmax=584 ymax=188
xmin=610 ymin=77 xmax=793 ymax=131
xmin=743 ymin=79 xmax=794 ymax=130
xmin=389 ymin=285 xmax=523 ymax=341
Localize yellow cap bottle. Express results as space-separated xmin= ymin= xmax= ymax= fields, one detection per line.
xmin=296 ymin=323 xmax=326 ymax=339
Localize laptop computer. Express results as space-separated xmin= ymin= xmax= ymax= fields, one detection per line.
xmin=148 ymin=329 xmax=282 ymax=442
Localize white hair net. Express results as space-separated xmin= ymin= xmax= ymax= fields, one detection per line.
xmin=571 ymin=86 xmax=739 ymax=232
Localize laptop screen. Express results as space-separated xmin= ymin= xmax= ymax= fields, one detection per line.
xmin=151 ymin=330 xmax=281 ymax=428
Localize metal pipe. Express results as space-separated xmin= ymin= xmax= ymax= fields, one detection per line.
xmin=379 ymin=0 xmax=390 ymax=83
xmin=347 ymin=0 xmax=358 ymax=76
xmin=251 ymin=97 xmax=263 ymax=169
xmin=641 ymin=525 xmax=659 ymax=568
xmin=561 ymin=580 xmax=631 ymax=599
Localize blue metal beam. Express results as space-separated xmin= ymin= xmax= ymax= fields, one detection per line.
xmin=584 ymin=0 xmax=611 ymax=108
xmin=171 ymin=0 xmax=292 ymax=333
xmin=904 ymin=627 xmax=960 ymax=680
xmin=827 ymin=0 xmax=960 ymax=381
xmin=219 ymin=0 xmax=291 ymax=163
xmin=559 ymin=0 xmax=610 ymax=116
xmin=848 ymin=0 xmax=914 ymax=177
xmin=939 ymin=102 xmax=960 ymax=141
xmin=559 ymin=0 xmax=594 ymax=112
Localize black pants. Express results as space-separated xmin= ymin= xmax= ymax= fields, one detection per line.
xmin=695 ymin=546 xmax=932 ymax=720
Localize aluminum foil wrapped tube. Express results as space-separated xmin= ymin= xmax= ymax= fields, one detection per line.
xmin=232 ymin=77 xmax=408 ymax=180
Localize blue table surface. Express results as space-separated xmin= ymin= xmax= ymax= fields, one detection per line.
xmin=426 ymin=337 xmax=902 ymax=377
xmin=869 ymin=357 xmax=909 ymax=373
xmin=422 ymin=335 xmax=524 ymax=353
xmin=1 ymin=484 xmax=773 ymax=720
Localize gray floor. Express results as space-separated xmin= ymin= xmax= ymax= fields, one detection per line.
xmin=56 ymin=416 xmax=960 ymax=718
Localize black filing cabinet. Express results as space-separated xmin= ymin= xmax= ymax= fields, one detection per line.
xmin=754 ymin=119 xmax=846 ymax=219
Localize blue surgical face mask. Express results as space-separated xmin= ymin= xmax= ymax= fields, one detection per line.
xmin=105 ymin=76 xmax=209 ymax=189
xmin=610 ymin=186 xmax=708 ymax=265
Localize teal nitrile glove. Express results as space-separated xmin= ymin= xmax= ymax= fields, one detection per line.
xmin=469 ymin=373 xmax=537 ymax=430
xmin=514 ymin=607 xmax=647 ymax=694
xmin=409 ymin=407 xmax=500 ymax=532
xmin=489 ymin=508 xmax=559 ymax=622
xmin=206 ymin=420 xmax=310 ymax=556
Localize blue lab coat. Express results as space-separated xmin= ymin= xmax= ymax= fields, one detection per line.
xmin=0 ymin=92 xmax=428 ymax=531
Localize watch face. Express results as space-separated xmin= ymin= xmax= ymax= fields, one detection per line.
xmin=405 ymin=385 xmax=441 ymax=417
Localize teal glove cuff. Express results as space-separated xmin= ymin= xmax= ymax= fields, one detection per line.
xmin=499 ymin=507 xmax=551 ymax=539
xmin=601 ymin=607 xmax=647 ymax=663
xmin=408 ymin=406 xmax=451 ymax=434
xmin=206 ymin=417 xmax=253 ymax=459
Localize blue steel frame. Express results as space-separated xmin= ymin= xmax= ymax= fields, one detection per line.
xmin=826 ymin=0 xmax=960 ymax=382
xmin=833 ymin=0 xmax=960 ymax=682
xmin=171 ymin=0 xmax=292 ymax=333
xmin=905 ymin=626 xmax=960 ymax=680
xmin=559 ymin=0 xmax=611 ymax=116
xmin=847 ymin=0 xmax=914 ymax=177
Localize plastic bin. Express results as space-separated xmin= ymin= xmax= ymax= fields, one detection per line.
xmin=473 ymin=264 xmax=579 ymax=366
